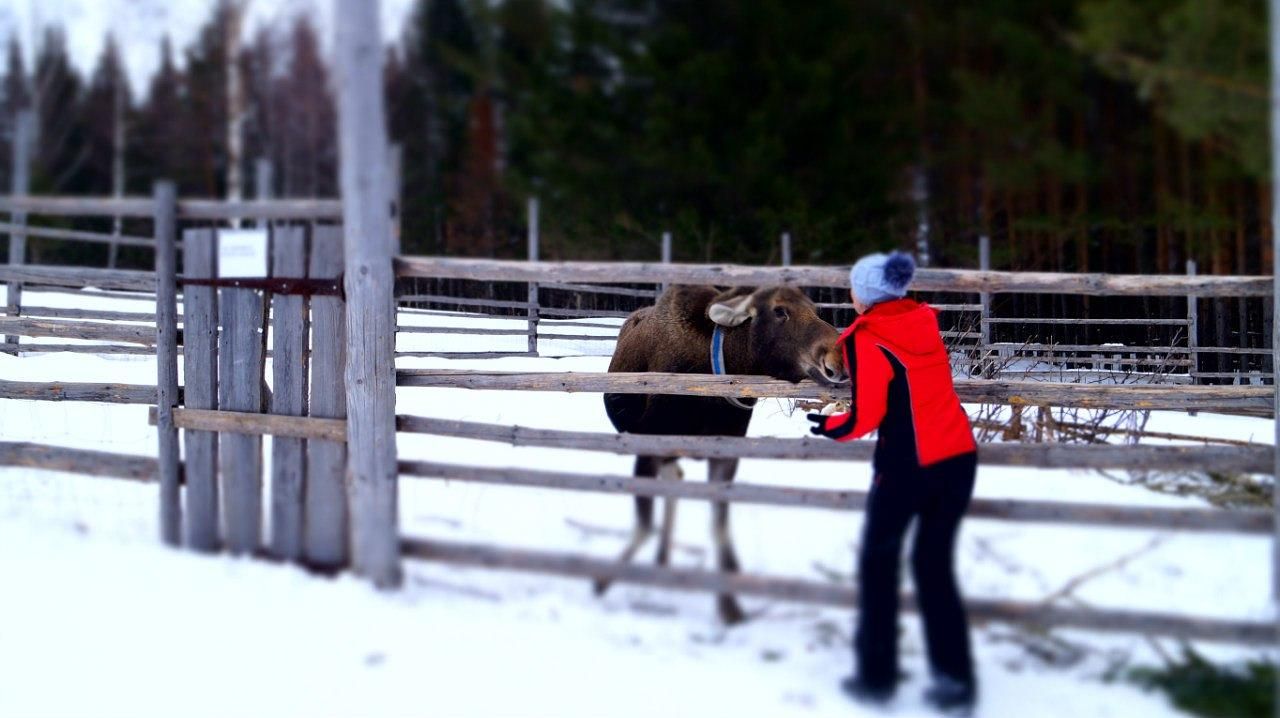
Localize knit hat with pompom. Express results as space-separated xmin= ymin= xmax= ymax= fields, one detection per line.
xmin=849 ymin=251 xmax=916 ymax=307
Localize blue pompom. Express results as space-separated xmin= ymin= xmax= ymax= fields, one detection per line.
xmin=883 ymin=252 xmax=915 ymax=290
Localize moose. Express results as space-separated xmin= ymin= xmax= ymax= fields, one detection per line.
xmin=599 ymin=284 xmax=847 ymax=624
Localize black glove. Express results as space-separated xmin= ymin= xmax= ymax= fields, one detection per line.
xmin=807 ymin=413 xmax=830 ymax=437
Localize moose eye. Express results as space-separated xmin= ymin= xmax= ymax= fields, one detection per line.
xmin=773 ymin=306 xmax=788 ymax=321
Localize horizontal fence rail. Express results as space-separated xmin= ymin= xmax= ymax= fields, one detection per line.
xmin=395 ymin=257 xmax=1274 ymax=297
xmin=399 ymin=460 xmax=1270 ymax=534
xmin=396 ymin=370 xmax=1274 ymax=415
xmin=0 ymin=265 xmax=157 ymax=292
xmin=0 ymin=221 xmax=154 ymax=248
xmin=0 ymin=380 xmax=160 ymax=404
xmin=0 ymin=316 xmax=158 ymax=345
xmin=401 ymin=538 xmax=1275 ymax=645
xmin=0 ymin=441 xmax=158 ymax=481
xmin=396 ymin=416 xmax=1274 ymax=474
xmin=0 ymin=196 xmax=343 ymax=220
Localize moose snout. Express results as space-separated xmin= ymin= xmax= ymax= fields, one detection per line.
xmin=806 ymin=347 xmax=848 ymax=387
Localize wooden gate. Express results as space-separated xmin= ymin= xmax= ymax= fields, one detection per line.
xmin=156 ymin=223 xmax=350 ymax=566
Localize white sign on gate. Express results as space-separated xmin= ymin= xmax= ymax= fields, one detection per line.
xmin=218 ymin=229 xmax=269 ymax=278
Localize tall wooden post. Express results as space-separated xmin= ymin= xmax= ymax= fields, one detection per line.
xmin=527 ymin=197 xmax=540 ymax=355
xmin=661 ymin=231 xmax=672 ymax=293
xmin=1268 ymin=0 xmax=1280 ymax=682
xmin=335 ymin=0 xmax=400 ymax=587
xmin=780 ymin=232 xmax=792 ymax=267
xmin=1186 ymin=260 xmax=1199 ymax=385
xmin=4 ymin=110 xmax=32 ymax=352
xmin=978 ymin=234 xmax=993 ymax=379
xmin=153 ymin=181 xmax=181 ymax=546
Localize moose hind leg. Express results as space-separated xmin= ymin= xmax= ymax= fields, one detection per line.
xmin=654 ymin=459 xmax=684 ymax=566
xmin=708 ymin=457 xmax=747 ymax=625
xmin=594 ymin=455 xmax=659 ymax=596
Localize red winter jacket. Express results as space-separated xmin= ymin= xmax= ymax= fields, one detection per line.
xmin=817 ymin=298 xmax=976 ymax=473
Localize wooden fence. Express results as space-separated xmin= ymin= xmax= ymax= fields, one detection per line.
xmin=395 ymin=251 xmax=1275 ymax=385
xmin=384 ymin=256 xmax=1279 ymax=646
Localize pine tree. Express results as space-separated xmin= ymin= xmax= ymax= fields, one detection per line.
xmin=130 ymin=36 xmax=187 ymax=193
xmin=31 ymin=27 xmax=89 ymax=195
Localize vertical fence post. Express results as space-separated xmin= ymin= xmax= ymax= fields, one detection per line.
xmin=183 ymin=228 xmax=220 ymax=552
xmin=780 ymin=232 xmax=792 ymax=267
xmin=153 ymin=180 xmax=181 ymax=546
xmin=978 ymin=233 xmax=993 ymax=379
xmin=1268 ymin=0 xmax=1280 ymax=677
xmin=1186 ymin=260 xmax=1199 ymax=386
xmin=335 ymin=0 xmax=400 ymax=587
xmin=4 ymin=109 xmax=32 ymax=352
xmin=527 ymin=196 xmax=540 ymax=355
xmin=661 ymin=231 xmax=672 ymax=293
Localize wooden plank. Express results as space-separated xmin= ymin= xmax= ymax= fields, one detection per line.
xmin=541 ymin=282 xmax=660 ymax=298
xmin=537 ymin=333 xmax=618 ymax=342
xmin=395 ymin=415 xmax=1274 ymax=474
xmin=401 ymin=538 xmax=1275 ymax=645
xmin=182 ymin=229 xmax=220 ymax=552
xmin=400 ymin=460 xmax=1271 ymax=533
xmin=397 ymin=326 xmax=540 ymax=336
xmin=0 ymin=265 xmax=156 ymax=292
xmin=269 ymin=226 xmax=309 ymax=561
xmin=398 ymin=294 xmax=533 ymax=310
xmin=536 ymin=307 xmax=634 ymax=319
xmin=21 ymin=285 xmax=157 ymax=302
xmin=307 ymin=225 xmax=349 ymax=569
xmin=0 ymin=379 xmax=158 ymax=403
xmin=0 ymin=196 xmax=342 ymax=220
xmin=12 ymin=306 xmax=160 ymax=322
xmin=395 ymin=350 xmax=538 ymax=360
xmin=984 ymin=317 xmax=1192 ymax=326
xmin=0 ymin=316 xmax=158 ymax=345
xmin=0 ymin=221 xmax=153 ymax=248
xmin=152 ymin=182 xmax=182 ymax=546
xmin=0 ymin=343 xmax=155 ymax=355
xmin=179 ymin=199 xmax=343 ymax=221
xmin=157 ymin=408 xmax=346 ymax=442
xmin=395 ymin=370 xmax=1274 ymax=415
xmin=393 ymin=257 xmax=1275 ymax=297
xmin=336 ymin=1 xmax=401 ymax=586
xmin=0 ymin=441 xmax=158 ymax=481
xmin=217 ymin=239 xmax=266 ymax=556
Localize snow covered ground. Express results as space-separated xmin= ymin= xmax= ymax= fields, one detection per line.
xmin=1 ymin=288 xmax=1275 ymax=718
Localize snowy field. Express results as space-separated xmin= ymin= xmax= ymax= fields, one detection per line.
xmin=1 ymin=288 xmax=1276 ymax=718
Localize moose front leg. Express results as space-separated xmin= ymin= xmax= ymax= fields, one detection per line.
xmin=708 ymin=457 xmax=747 ymax=625
xmin=594 ymin=455 xmax=664 ymax=596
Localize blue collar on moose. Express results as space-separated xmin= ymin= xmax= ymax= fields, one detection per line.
xmin=711 ymin=325 xmax=756 ymax=411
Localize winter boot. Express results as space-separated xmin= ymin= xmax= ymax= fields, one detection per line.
xmin=923 ymin=674 xmax=976 ymax=716
xmin=840 ymin=675 xmax=895 ymax=705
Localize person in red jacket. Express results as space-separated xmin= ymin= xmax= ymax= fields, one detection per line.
xmin=807 ymin=251 xmax=978 ymax=715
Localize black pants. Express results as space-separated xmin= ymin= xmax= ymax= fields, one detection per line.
xmin=855 ymin=451 xmax=977 ymax=689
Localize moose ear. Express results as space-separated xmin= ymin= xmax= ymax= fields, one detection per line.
xmin=708 ymin=290 xmax=757 ymax=327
